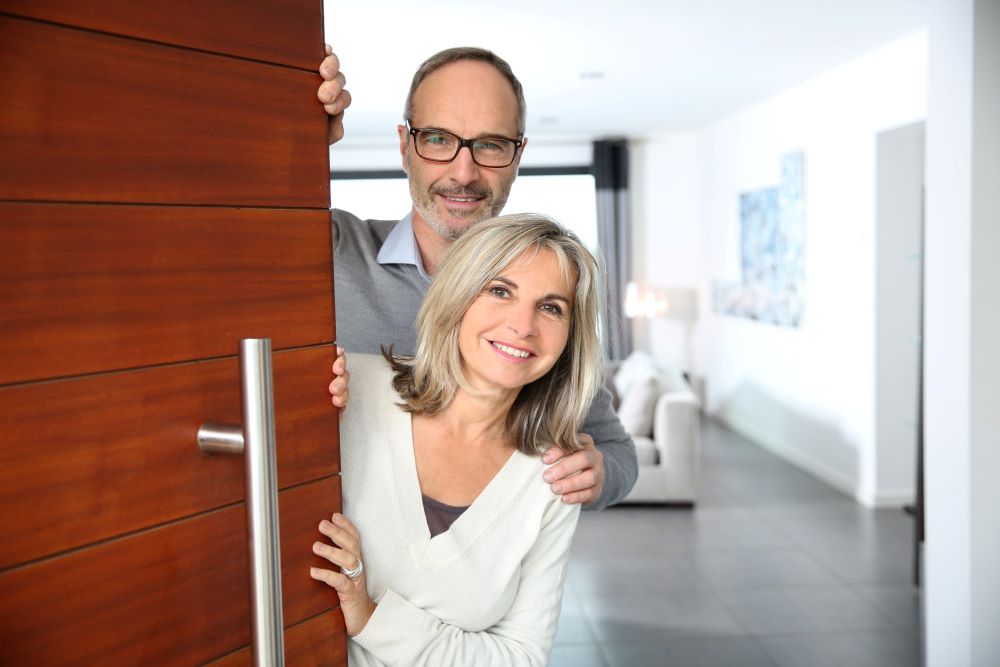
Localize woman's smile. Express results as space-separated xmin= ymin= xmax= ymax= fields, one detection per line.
xmin=458 ymin=248 xmax=573 ymax=394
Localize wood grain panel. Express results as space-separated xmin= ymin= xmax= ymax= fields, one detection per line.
xmin=281 ymin=611 xmax=347 ymax=667
xmin=0 ymin=347 xmax=340 ymax=570
xmin=0 ymin=204 xmax=334 ymax=384
xmin=280 ymin=477 xmax=343 ymax=630
xmin=0 ymin=16 xmax=328 ymax=206
xmin=208 ymin=611 xmax=347 ymax=667
xmin=0 ymin=0 xmax=323 ymax=70
xmin=0 ymin=477 xmax=342 ymax=665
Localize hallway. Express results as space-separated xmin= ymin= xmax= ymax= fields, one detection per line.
xmin=551 ymin=420 xmax=921 ymax=666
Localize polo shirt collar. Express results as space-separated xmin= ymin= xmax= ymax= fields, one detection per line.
xmin=376 ymin=212 xmax=431 ymax=280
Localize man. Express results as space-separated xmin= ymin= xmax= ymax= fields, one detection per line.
xmin=319 ymin=45 xmax=637 ymax=510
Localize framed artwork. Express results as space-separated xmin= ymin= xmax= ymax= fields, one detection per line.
xmin=713 ymin=151 xmax=805 ymax=327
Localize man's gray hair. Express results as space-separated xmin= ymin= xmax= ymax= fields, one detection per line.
xmin=404 ymin=46 xmax=526 ymax=136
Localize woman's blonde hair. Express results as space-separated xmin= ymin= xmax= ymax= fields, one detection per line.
xmin=385 ymin=213 xmax=605 ymax=457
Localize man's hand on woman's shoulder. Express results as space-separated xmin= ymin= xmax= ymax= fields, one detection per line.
xmin=542 ymin=433 xmax=605 ymax=507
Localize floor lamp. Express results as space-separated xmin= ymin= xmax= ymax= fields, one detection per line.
xmin=624 ymin=282 xmax=699 ymax=371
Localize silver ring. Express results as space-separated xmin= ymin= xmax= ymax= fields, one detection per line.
xmin=341 ymin=558 xmax=363 ymax=579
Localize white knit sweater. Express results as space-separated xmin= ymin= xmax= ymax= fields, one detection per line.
xmin=341 ymin=354 xmax=581 ymax=666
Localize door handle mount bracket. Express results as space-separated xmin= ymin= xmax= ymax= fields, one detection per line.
xmin=198 ymin=422 xmax=244 ymax=455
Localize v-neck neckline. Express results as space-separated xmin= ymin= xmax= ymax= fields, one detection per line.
xmin=379 ymin=397 xmax=536 ymax=568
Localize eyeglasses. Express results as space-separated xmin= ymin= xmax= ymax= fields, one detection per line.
xmin=407 ymin=124 xmax=523 ymax=168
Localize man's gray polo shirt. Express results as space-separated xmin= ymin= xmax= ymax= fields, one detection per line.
xmin=333 ymin=210 xmax=430 ymax=356
xmin=331 ymin=208 xmax=638 ymax=510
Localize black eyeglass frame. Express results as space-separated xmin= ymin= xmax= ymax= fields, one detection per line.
xmin=406 ymin=123 xmax=524 ymax=168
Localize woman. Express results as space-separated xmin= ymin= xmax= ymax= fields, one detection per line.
xmin=310 ymin=214 xmax=605 ymax=666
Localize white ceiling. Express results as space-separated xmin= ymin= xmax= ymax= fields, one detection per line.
xmin=323 ymin=0 xmax=927 ymax=145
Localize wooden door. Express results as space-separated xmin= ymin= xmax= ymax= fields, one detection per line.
xmin=0 ymin=2 xmax=346 ymax=664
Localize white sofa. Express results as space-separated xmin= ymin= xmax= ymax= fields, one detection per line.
xmin=606 ymin=351 xmax=701 ymax=505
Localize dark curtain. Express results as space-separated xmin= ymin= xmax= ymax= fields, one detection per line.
xmin=594 ymin=139 xmax=631 ymax=360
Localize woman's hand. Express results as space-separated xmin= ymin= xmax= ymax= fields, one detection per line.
xmin=310 ymin=512 xmax=375 ymax=636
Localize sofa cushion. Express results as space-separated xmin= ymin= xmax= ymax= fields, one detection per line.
xmin=612 ymin=350 xmax=658 ymax=399
xmin=632 ymin=436 xmax=659 ymax=466
xmin=613 ymin=349 xmax=690 ymax=397
xmin=616 ymin=375 xmax=658 ymax=438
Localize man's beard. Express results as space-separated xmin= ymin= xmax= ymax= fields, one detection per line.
xmin=411 ymin=183 xmax=509 ymax=241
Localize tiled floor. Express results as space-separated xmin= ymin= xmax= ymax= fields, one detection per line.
xmin=551 ymin=419 xmax=922 ymax=667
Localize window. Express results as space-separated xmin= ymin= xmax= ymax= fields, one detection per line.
xmin=502 ymin=173 xmax=598 ymax=252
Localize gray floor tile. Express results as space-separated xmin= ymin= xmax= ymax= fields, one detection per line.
xmin=554 ymin=594 xmax=596 ymax=645
xmin=759 ymin=502 xmax=914 ymax=546
xmin=717 ymin=586 xmax=898 ymax=635
xmin=690 ymin=516 xmax=794 ymax=551
xmin=601 ymin=637 xmax=777 ymax=667
xmin=758 ymin=630 xmax=920 ymax=667
xmin=690 ymin=506 xmax=761 ymax=522
xmin=562 ymin=418 xmax=923 ymax=660
xmin=567 ymin=553 xmax=709 ymax=595
xmin=548 ymin=643 xmax=608 ymax=667
xmin=793 ymin=536 xmax=913 ymax=585
xmin=581 ymin=591 xmax=747 ymax=643
xmin=711 ymin=467 xmax=848 ymax=507
xmin=754 ymin=500 xmax=882 ymax=523
xmin=752 ymin=501 xmax=916 ymax=585
xmin=572 ymin=511 xmax=698 ymax=558
xmin=694 ymin=477 xmax=749 ymax=508
xmin=852 ymin=584 xmax=922 ymax=635
xmin=694 ymin=547 xmax=838 ymax=589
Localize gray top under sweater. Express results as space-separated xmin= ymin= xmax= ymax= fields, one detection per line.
xmin=331 ymin=208 xmax=638 ymax=511
xmin=422 ymin=495 xmax=467 ymax=538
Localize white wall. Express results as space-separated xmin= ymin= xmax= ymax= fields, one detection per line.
xmin=631 ymin=32 xmax=928 ymax=506
xmin=629 ymin=133 xmax=703 ymax=370
xmin=924 ymin=0 xmax=1000 ymax=663
xmin=330 ymin=137 xmax=593 ymax=171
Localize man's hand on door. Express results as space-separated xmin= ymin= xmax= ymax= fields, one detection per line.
xmin=318 ymin=44 xmax=352 ymax=145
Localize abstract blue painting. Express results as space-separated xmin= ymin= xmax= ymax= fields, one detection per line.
xmin=713 ymin=152 xmax=805 ymax=327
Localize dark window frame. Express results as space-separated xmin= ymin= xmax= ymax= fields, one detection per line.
xmin=330 ymin=165 xmax=593 ymax=180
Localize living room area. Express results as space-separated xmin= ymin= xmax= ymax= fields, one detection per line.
xmin=552 ymin=10 xmax=995 ymax=662
xmin=326 ymin=1 xmax=997 ymax=663
xmin=549 ymin=22 xmax=950 ymax=665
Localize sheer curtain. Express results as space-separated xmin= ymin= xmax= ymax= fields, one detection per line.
xmin=594 ymin=139 xmax=631 ymax=360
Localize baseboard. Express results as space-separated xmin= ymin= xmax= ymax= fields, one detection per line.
xmin=614 ymin=500 xmax=695 ymax=509
xmin=716 ymin=411 xmax=858 ymax=499
xmin=871 ymin=489 xmax=916 ymax=509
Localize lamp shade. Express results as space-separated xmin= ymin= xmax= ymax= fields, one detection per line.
xmin=660 ymin=287 xmax=698 ymax=320
xmin=624 ymin=283 xmax=698 ymax=320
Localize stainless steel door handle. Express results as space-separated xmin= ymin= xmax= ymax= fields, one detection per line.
xmin=198 ymin=338 xmax=285 ymax=666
